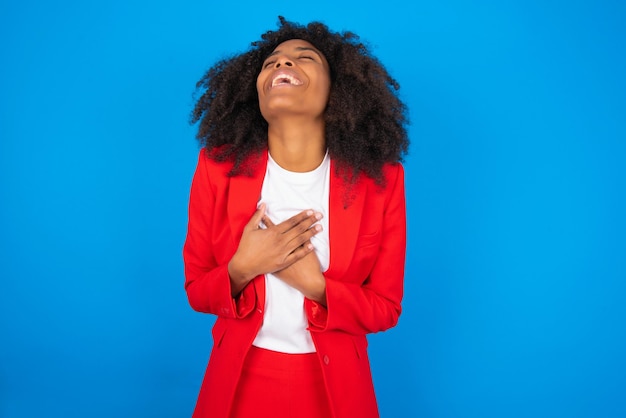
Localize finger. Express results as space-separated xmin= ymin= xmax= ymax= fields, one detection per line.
xmin=285 ymin=223 xmax=323 ymax=250
xmin=262 ymin=214 xmax=276 ymax=228
xmin=245 ymin=203 xmax=266 ymax=230
xmin=281 ymin=214 xmax=323 ymax=244
xmin=283 ymin=241 xmax=316 ymax=265
xmin=277 ymin=209 xmax=322 ymax=234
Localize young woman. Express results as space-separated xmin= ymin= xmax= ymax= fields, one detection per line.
xmin=184 ymin=16 xmax=409 ymax=418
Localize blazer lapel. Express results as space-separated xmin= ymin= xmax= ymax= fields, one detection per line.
xmin=227 ymin=149 xmax=268 ymax=245
xmin=327 ymin=161 xmax=367 ymax=279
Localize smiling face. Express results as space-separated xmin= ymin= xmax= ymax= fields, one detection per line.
xmin=256 ymin=39 xmax=331 ymax=123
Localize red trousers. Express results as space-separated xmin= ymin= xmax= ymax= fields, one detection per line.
xmin=229 ymin=346 xmax=333 ymax=418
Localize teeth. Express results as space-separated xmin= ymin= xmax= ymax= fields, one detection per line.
xmin=271 ymin=73 xmax=302 ymax=87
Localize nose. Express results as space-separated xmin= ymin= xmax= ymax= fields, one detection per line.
xmin=274 ymin=55 xmax=293 ymax=68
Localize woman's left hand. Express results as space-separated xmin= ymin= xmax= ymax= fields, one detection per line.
xmin=263 ymin=216 xmax=327 ymax=306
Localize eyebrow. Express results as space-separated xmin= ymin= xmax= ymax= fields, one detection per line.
xmin=266 ymin=46 xmax=323 ymax=59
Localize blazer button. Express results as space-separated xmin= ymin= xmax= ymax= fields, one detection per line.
xmin=323 ymin=355 xmax=330 ymax=365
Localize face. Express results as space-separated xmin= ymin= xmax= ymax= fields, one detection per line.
xmin=256 ymin=39 xmax=331 ymax=122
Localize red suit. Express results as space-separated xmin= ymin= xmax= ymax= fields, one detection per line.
xmin=183 ymin=149 xmax=406 ymax=418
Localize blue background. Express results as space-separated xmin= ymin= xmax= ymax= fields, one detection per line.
xmin=1 ymin=1 xmax=625 ymax=417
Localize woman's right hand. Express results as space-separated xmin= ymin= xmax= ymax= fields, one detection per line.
xmin=227 ymin=203 xmax=323 ymax=296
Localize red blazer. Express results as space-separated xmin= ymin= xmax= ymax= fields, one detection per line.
xmin=183 ymin=149 xmax=406 ymax=418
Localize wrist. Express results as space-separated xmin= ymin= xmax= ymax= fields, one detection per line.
xmin=304 ymin=272 xmax=327 ymax=306
xmin=228 ymin=258 xmax=254 ymax=296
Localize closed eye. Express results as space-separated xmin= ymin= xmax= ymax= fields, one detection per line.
xmin=263 ymin=60 xmax=276 ymax=69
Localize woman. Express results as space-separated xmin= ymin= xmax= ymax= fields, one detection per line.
xmin=184 ymin=16 xmax=409 ymax=418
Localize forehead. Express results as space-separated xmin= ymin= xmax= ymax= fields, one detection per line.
xmin=273 ymin=39 xmax=316 ymax=50
xmin=269 ymin=39 xmax=324 ymax=57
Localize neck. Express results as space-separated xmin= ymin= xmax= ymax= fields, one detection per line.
xmin=267 ymin=117 xmax=326 ymax=172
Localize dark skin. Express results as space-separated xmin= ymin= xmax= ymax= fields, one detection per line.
xmin=227 ymin=204 xmax=324 ymax=300
xmin=227 ymin=39 xmax=329 ymax=305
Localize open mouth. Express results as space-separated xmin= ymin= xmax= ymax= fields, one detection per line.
xmin=271 ymin=72 xmax=303 ymax=87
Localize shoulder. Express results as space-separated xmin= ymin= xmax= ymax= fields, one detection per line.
xmin=372 ymin=162 xmax=405 ymax=195
xmin=381 ymin=162 xmax=404 ymax=183
xmin=377 ymin=163 xmax=405 ymax=206
xmin=197 ymin=147 xmax=267 ymax=178
xmin=197 ymin=148 xmax=234 ymax=178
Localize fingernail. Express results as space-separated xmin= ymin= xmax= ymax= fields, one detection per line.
xmin=315 ymin=225 xmax=323 ymax=232
xmin=315 ymin=212 xmax=323 ymax=220
xmin=307 ymin=210 xmax=314 ymax=216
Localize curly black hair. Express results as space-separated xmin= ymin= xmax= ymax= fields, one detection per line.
xmin=190 ymin=16 xmax=409 ymax=185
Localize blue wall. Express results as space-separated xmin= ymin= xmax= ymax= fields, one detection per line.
xmin=1 ymin=1 xmax=625 ymax=417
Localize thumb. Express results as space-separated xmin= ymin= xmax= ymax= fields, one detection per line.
xmin=245 ymin=203 xmax=266 ymax=230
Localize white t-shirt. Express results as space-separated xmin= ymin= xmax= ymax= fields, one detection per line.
xmin=252 ymin=151 xmax=330 ymax=353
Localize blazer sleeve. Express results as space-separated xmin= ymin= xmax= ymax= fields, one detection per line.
xmin=305 ymin=164 xmax=406 ymax=335
xmin=183 ymin=150 xmax=256 ymax=319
